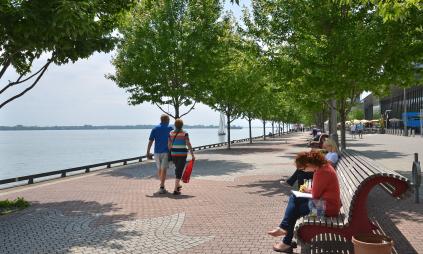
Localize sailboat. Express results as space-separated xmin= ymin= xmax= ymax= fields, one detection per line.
xmin=218 ymin=112 xmax=226 ymax=135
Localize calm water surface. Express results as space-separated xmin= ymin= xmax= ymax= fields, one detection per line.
xmin=0 ymin=127 xmax=276 ymax=179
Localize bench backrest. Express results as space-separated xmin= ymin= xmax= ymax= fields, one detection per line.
xmin=336 ymin=149 xmax=411 ymax=225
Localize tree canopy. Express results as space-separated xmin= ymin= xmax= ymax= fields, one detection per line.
xmin=243 ymin=0 xmax=422 ymax=148
xmin=109 ymin=0 xmax=224 ymax=119
xmin=0 ymin=0 xmax=134 ymax=109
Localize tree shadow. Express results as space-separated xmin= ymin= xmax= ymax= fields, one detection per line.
xmin=289 ymin=142 xmax=309 ymax=148
xmin=276 ymin=152 xmax=300 ymax=160
xmin=230 ymin=177 xmax=294 ymax=198
xmin=99 ymin=159 xmax=256 ymax=180
xmin=346 ymin=142 xmax=382 ymax=148
xmin=352 ymin=149 xmax=407 ymax=160
xmin=368 ymin=188 xmax=422 ymax=254
xmin=199 ymin=146 xmax=285 ymax=155
xmin=0 ymin=200 xmax=141 ymax=253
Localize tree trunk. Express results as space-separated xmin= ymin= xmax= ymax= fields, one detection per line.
xmin=403 ymin=88 xmax=408 ymax=136
xmin=263 ymin=120 xmax=266 ymax=140
xmin=339 ymin=102 xmax=347 ymax=150
xmin=174 ymin=104 xmax=180 ymax=119
xmin=278 ymin=122 xmax=281 ymax=136
xmin=0 ymin=58 xmax=11 ymax=80
xmin=249 ymin=118 xmax=252 ymax=144
xmin=272 ymin=122 xmax=274 ymax=137
xmin=330 ymin=99 xmax=339 ymax=146
xmin=227 ymin=111 xmax=231 ymax=149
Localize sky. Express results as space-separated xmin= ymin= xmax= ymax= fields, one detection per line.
xmin=0 ymin=1 xmax=268 ymax=127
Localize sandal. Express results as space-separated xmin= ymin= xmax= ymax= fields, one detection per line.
xmin=272 ymin=242 xmax=293 ymax=253
xmin=268 ymin=227 xmax=287 ymax=237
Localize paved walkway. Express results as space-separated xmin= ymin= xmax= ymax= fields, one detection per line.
xmin=0 ymin=132 xmax=422 ymax=253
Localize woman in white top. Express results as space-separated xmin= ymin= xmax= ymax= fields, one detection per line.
xmin=322 ymin=138 xmax=339 ymax=167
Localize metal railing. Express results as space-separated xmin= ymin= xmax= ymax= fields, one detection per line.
xmin=0 ymin=132 xmax=292 ymax=187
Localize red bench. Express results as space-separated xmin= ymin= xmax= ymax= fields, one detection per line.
xmin=295 ymin=149 xmax=411 ymax=247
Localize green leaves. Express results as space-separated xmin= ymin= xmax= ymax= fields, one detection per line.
xmin=110 ymin=0 xmax=224 ymax=118
xmin=0 ymin=0 xmax=134 ymax=109
xmin=1 ymin=0 xmax=134 ymax=69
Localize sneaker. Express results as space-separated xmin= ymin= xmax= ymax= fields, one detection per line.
xmin=158 ymin=187 xmax=168 ymax=194
xmin=173 ymin=190 xmax=181 ymax=195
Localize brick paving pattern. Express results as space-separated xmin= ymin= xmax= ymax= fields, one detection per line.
xmin=0 ymin=132 xmax=422 ymax=253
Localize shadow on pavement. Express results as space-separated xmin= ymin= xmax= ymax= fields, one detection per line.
xmin=353 ymin=149 xmax=407 ymax=160
xmin=199 ymin=145 xmax=286 ymax=156
xmin=145 ymin=193 xmax=196 ymax=199
xmin=346 ymin=142 xmax=382 ymax=148
xmin=0 ymin=200 xmax=140 ymax=253
xmin=230 ymin=178 xmax=293 ymax=198
xmin=368 ymin=188 xmax=422 ymax=254
xmin=100 ymin=159 xmax=255 ymax=179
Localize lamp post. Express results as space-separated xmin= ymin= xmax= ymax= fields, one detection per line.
xmin=420 ymin=108 xmax=423 ymax=137
xmin=384 ymin=110 xmax=392 ymax=132
xmin=403 ymin=88 xmax=408 ymax=136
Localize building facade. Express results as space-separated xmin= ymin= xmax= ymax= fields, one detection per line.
xmin=379 ymin=86 xmax=423 ymax=130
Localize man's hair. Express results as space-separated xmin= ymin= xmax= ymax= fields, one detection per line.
xmin=174 ymin=118 xmax=184 ymax=129
xmin=160 ymin=114 xmax=170 ymax=123
xmin=295 ymin=150 xmax=327 ymax=169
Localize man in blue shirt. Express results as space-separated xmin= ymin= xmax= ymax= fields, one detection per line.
xmin=147 ymin=114 xmax=173 ymax=194
xmin=357 ymin=122 xmax=364 ymax=139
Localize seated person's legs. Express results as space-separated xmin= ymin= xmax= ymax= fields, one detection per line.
xmin=270 ymin=195 xmax=310 ymax=251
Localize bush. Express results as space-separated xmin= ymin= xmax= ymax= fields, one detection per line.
xmin=0 ymin=197 xmax=30 ymax=215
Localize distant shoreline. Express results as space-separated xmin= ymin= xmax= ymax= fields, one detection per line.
xmin=0 ymin=125 xmax=243 ymax=131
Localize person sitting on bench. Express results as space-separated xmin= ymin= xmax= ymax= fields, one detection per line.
xmin=269 ymin=151 xmax=341 ymax=253
xmin=285 ymin=138 xmax=339 ymax=188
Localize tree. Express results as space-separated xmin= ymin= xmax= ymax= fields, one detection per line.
xmin=340 ymin=0 xmax=422 ymax=21
xmin=0 ymin=0 xmax=134 ymax=109
xmin=109 ymin=0 xmax=224 ymax=119
xmin=200 ymin=17 xmax=260 ymax=148
xmin=348 ymin=108 xmax=365 ymax=120
xmin=245 ymin=0 xmax=422 ymax=149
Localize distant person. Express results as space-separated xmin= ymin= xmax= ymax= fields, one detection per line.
xmin=350 ymin=124 xmax=357 ymax=139
xmin=357 ymin=123 xmax=364 ymax=139
xmin=147 ymin=114 xmax=173 ymax=194
xmin=311 ymin=128 xmax=318 ymax=137
xmin=168 ymin=118 xmax=195 ymax=195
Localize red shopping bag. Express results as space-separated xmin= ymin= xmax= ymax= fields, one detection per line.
xmin=182 ymin=160 xmax=195 ymax=183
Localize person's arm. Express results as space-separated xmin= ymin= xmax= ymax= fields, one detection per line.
xmin=168 ymin=132 xmax=172 ymax=151
xmin=147 ymin=129 xmax=155 ymax=159
xmin=147 ymin=140 xmax=153 ymax=159
xmin=186 ymin=134 xmax=195 ymax=160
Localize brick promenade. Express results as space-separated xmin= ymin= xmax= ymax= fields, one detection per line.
xmin=0 ymin=132 xmax=422 ymax=253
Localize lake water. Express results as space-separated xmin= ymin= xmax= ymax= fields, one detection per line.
xmin=0 ymin=127 xmax=277 ymax=180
